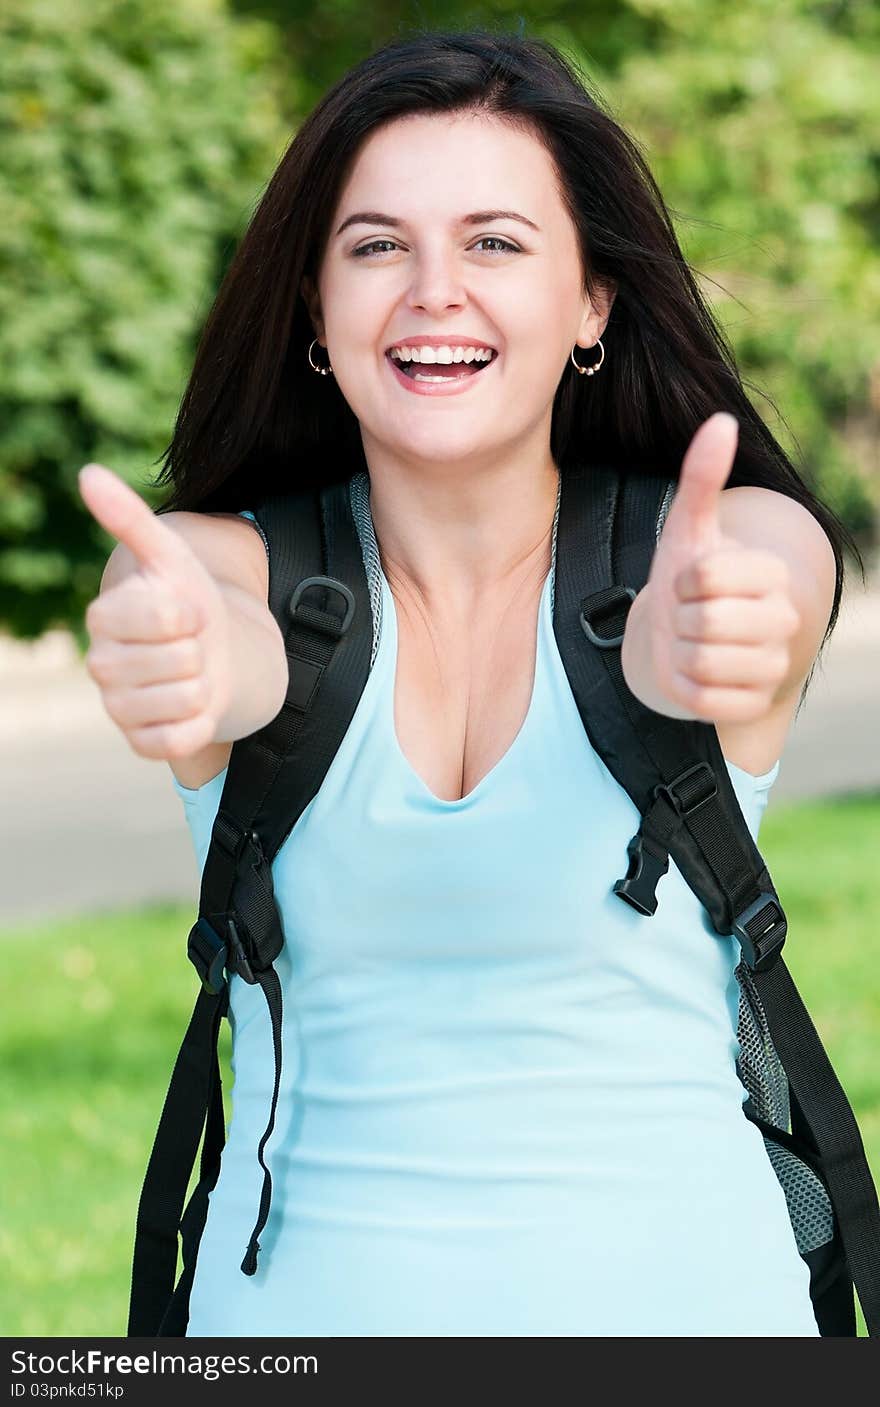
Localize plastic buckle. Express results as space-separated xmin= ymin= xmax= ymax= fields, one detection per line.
xmin=187 ymin=917 xmax=229 ymax=996
xmin=225 ymin=916 xmax=257 ymax=985
xmin=613 ymin=830 xmax=670 ymax=915
xmin=187 ymin=914 xmax=257 ymax=994
xmin=732 ymin=892 xmax=787 ymax=972
xmin=289 ymin=576 xmax=355 ymax=637
xmin=653 ymin=762 xmax=717 ymax=817
xmin=580 ymin=587 xmax=637 ymax=648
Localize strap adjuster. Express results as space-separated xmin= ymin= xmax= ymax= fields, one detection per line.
xmin=733 ymin=892 xmax=787 ymax=972
xmin=653 ymin=762 xmax=718 ymax=816
xmin=212 ymin=815 xmax=263 ymax=869
xmin=289 ymin=576 xmax=355 ymax=637
xmin=187 ymin=914 xmax=258 ymax=994
xmin=187 ymin=917 xmax=229 ymax=995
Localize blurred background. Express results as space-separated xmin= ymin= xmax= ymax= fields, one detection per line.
xmin=1 ymin=0 xmax=878 ymax=1336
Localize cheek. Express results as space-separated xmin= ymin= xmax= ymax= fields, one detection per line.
xmin=503 ymin=334 xmax=572 ymax=404
xmin=502 ymin=278 xmax=579 ymax=380
xmin=319 ymin=268 xmax=383 ymax=340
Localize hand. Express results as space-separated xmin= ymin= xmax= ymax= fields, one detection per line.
xmin=627 ymin=413 xmax=801 ymax=723
xmin=79 ymin=463 xmax=234 ymax=760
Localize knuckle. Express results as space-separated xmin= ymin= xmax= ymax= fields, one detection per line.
xmin=674 ymin=668 xmax=702 ymax=704
xmin=163 ymin=720 xmax=208 ymax=759
xmin=127 ymin=715 xmax=211 ymax=761
xmin=687 ymin=641 xmax=714 ymax=679
xmin=84 ymin=648 xmax=106 ymax=681
xmin=695 ymin=558 xmax=719 ymax=594
xmin=687 ymin=682 xmax=712 ymax=713
xmin=181 ymin=675 xmax=209 ymax=711
xmin=154 ymin=598 xmax=181 ymax=636
xmin=175 ymin=636 xmax=202 ymax=674
xmin=678 ymin=603 xmax=699 ymax=636
xmin=84 ymin=600 xmax=105 ymax=637
xmin=128 ymin=726 xmax=165 ymax=759
xmin=697 ymin=600 xmax=723 ymax=637
xmin=101 ymin=687 xmax=127 ymax=723
xmin=166 ymin=731 xmax=196 ymax=760
xmin=92 ymin=658 xmax=114 ymax=686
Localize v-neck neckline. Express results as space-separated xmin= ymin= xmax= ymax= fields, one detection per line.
xmin=352 ymin=467 xmax=562 ymax=810
xmin=378 ymin=565 xmax=553 ymax=810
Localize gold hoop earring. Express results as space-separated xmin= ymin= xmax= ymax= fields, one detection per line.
xmin=570 ymin=338 xmax=605 ymax=376
xmin=308 ymin=337 xmax=334 ymax=376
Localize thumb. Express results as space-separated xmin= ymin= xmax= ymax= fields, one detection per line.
xmin=79 ymin=463 xmax=187 ymax=577
xmin=664 ymin=412 xmax=738 ymax=543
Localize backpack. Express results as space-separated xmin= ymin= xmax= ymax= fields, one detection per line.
xmin=127 ymin=460 xmax=880 ymax=1338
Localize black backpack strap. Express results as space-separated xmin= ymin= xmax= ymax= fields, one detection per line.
xmin=553 ymin=460 xmax=880 ymax=1336
xmin=554 ymin=462 xmax=786 ymax=966
xmin=127 ymin=982 xmax=229 ymax=1336
xmin=751 ymin=958 xmax=880 ymax=1335
xmin=127 ymin=476 xmax=373 ymax=1336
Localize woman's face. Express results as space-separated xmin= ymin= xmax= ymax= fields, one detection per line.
xmin=304 ymin=110 xmax=613 ymax=469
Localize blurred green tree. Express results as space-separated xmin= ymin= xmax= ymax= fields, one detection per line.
xmin=606 ymin=0 xmax=879 ymax=544
xmin=232 ymin=0 xmax=880 ymax=539
xmin=2 ymin=0 xmax=878 ymax=643
xmin=0 ymin=0 xmax=290 ymax=643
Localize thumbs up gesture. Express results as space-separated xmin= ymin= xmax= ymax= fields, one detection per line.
xmin=623 ymin=413 xmax=801 ymax=723
xmin=79 ymin=463 xmax=234 ymax=760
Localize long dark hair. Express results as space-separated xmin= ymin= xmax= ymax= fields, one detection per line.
xmin=151 ymin=25 xmax=866 ymax=699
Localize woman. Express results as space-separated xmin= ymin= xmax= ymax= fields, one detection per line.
xmin=80 ymin=28 xmax=865 ymax=1336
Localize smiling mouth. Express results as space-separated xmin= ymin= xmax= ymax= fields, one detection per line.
xmin=385 ymin=351 xmax=497 ymax=381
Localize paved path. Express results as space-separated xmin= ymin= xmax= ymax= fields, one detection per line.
xmin=1 ymin=566 xmax=878 ymax=929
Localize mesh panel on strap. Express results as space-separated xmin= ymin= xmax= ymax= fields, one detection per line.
xmin=735 ymin=963 xmax=835 ymax=1254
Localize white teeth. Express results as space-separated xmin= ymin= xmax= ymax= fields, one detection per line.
xmin=389 ymin=345 xmax=495 ymax=364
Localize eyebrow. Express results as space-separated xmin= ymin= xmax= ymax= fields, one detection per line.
xmin=334 ymin=209 xmax=541 ymax=237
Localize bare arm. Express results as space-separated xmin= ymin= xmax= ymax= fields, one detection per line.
xmin=210 ymin=580 xmax=288 ymax=743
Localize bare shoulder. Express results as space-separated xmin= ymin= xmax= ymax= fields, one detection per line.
xmin=156 ymin=509 xmax=269 ymax=605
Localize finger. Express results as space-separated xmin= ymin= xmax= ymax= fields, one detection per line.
xmin=85 ymin=577 xmax=202 ymax=643
xmin=85 ymin=636 xmax=203 ymax=690
xmin=78 ymin=463 xmax=188 ymax=576
xmin=676 ymin=594 xmax=800 ymax=644
xmin=672 ymin=638 xmax=790 ymax=688
xmin=126 ymin=713 xmax=218 ymax=762
xmin=676 ymin=547 xmax=790 ymax=602
xmin=665 ymin=412 xmax=738 ymax=541
xmin=670 ymin=675 xmax=775 ymax=724
xmin=102 ymin=676 xmax=209 ymax=731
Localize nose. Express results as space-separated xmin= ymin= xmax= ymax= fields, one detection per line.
xmin=404 ymin=249 xmax=468 ymax=316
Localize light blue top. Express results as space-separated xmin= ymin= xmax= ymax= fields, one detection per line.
xmin=171 ymin=483 xmax=818 ymax=1337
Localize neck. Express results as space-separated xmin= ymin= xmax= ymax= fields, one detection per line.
xmin=364 ymin=451 xmax=560 ymax=618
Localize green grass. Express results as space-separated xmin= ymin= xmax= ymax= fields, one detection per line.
xmin=0 ymin=900 xmax=235 ymax=1337
xmin=1 ymin=793 xmax=878 ymax=1338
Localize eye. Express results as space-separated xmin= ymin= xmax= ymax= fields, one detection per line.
xmin=471 ymin=236 xmax=520 ymax=255
xmin=351 ymin=236 xmax=521 ymax=258
xmin=352 ymin=239 xmax=398 ymax=258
